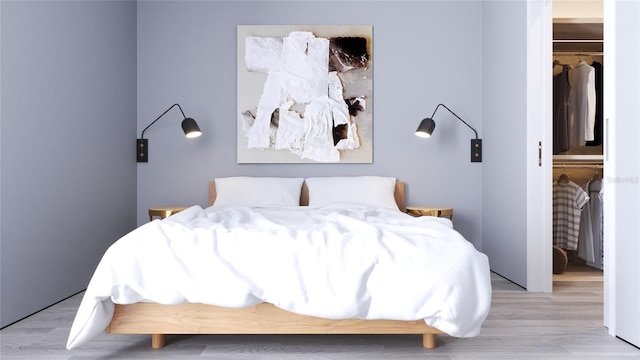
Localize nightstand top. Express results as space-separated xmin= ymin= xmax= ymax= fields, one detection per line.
xmin=148 ymin=206 xmax=190 ymax=212
xmin=148 ymin=206 xmax=190 ymax=221
xmin=406 ymin=206 xmax=452 ymax=212
xmin=405 ymin=206 xmax=454 ymax=221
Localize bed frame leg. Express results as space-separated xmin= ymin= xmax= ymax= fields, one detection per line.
xmin=151 ymin=334 xmax=165 ymax=349
xmin=422 ymin=333 xmax=436 ymax=348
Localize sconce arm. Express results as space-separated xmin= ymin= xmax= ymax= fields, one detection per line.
xmin=140 ymin=103 xmax=186 ymax=139
xmin=432 ymin=103 xmax=479 ymax=139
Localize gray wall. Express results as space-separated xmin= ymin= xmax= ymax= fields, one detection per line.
xmin=481 ymin=1 xmax=528 ymax=287
xmin=136 ymin=1 xmax=484 ymax=249
xmin=0 ymin=0 xmax=532 ymax=328
xmin=0 ymin=1 xmax=137 ymax=327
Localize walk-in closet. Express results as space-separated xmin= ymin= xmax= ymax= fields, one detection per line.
xmin=551 ymin=12 xmax=604 ymax=287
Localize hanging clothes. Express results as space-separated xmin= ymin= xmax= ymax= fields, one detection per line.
xmin=586 ymin=61 xmax=603 ymax=146
xmin=586 ymin=179 xmax=604 ymax=269
xmin=568 ymin=61 xmax=596 ymax=146
xmin=553 ymin=64 xmax=571 ymax=154
xmin=577 ymin=189 xmax=595 ymax=263
xmin=553 ymin=179 xmax=589 ymax=251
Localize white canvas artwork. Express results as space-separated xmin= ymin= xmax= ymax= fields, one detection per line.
xmin=237 ymin=25 xmax=373 ymax=163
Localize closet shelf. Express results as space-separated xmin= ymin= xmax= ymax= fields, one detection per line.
xmin=553 ymin=19 xmax=603 ymax=53
xmin=553 ymin=19 xmax=602 ymax=40
xmin=553 ymin=154 xmax=603 ymax=164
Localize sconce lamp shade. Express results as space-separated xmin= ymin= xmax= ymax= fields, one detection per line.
xmin=182 ymin=118 xmax=202 ymax=138
xmin=415 ymin=118 xmax=436 ymax=138
xmin=137 ymin=103 xmax=202 ymax=163
xmin=415 ymin=103 xmax=482 ymax=162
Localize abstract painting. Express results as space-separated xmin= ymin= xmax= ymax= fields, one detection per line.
xmin=237 ymin=25 xmax=373 ymax=163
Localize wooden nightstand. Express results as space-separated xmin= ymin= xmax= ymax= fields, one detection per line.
xmin=406 ymin=206 xmax=454 ymax=222
xmin=148 ymin=206 xmax=189 ymax=221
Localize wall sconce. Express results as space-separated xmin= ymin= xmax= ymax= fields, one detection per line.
xmin=415 ymin=103 xmax=482 ymax=162
xmin=137 ymin=103 xmax=202 ymax=162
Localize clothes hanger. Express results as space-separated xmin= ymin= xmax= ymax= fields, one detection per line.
xmin=552 ymin=59 xmax=572 ymax=75
xmin=576 ymin=55 xmax=589 ymax=66
xmin=557 ymin=165 xmax=570 ymax=185
xmin=557 ymin=173 xmax=570 ymax=184
xmin=591 ymin=165 xmax=602 ymax=182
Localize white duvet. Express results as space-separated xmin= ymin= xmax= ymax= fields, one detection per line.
xmin=66 ymin=204 xmax=491 ymax=349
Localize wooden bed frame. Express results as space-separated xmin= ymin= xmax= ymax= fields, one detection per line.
xmin=105 ymin=180 xmax=445 ymax=349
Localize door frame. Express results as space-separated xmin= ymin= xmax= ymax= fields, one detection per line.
xmin=534 ymin=0 xmax=640 ymax=348
xmin=526 ymin=0 xmax=553 ymax=293
xmin=602 ymin=0 xmax=615 ymax=333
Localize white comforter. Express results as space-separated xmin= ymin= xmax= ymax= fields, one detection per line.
xmin=66 ymin=204 xmax=491 ymax=349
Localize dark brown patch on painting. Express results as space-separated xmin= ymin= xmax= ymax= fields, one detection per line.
xmin=328 ymin=37 xmax=369 ymax=72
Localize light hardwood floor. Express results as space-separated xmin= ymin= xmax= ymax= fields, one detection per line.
xmin=1 ymin=270 xmax=638 ymax=359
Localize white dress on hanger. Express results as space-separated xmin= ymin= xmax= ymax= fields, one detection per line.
xmin=568 ymin=61 xmax=596 ymax=146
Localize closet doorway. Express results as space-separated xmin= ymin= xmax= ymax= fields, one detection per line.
xmin=550 ymin=6 xmax=604 ymax=290
xmin=542 ymin=0 xmax=639 ymax=347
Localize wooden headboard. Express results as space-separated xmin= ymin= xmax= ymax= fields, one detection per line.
xmin=208 ymin=180 xmax=405 ymax=212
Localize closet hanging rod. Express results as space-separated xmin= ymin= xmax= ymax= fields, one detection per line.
xmin=552 ymin=39 xmax=603 ymax=43
xmin=552 ymin=163 xmax=602 ymax=169
xmin=553 ymin=51 xmax=604 ymax=56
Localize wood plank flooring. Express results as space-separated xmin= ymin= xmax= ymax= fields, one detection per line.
xmin=1 ymin=268 xmax=638 ymax=359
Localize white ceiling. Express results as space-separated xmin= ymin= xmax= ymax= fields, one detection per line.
xmin=553 ymin=0 xmax=603 ymax=19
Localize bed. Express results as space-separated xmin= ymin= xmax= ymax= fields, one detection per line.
xmin=66 ymin=176 xmax=491 ymax=350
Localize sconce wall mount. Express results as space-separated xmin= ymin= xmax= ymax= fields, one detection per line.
xmin=137 ymin=103 xmax=201 ymax=163
xmin=415 ymin=103 xmax=482 ymax=162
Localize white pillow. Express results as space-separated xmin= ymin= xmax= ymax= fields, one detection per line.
xmin=305 ymin=176 xmax=399 ymax=210
xmin=213 ymin=177 xmax=304 ymax=207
